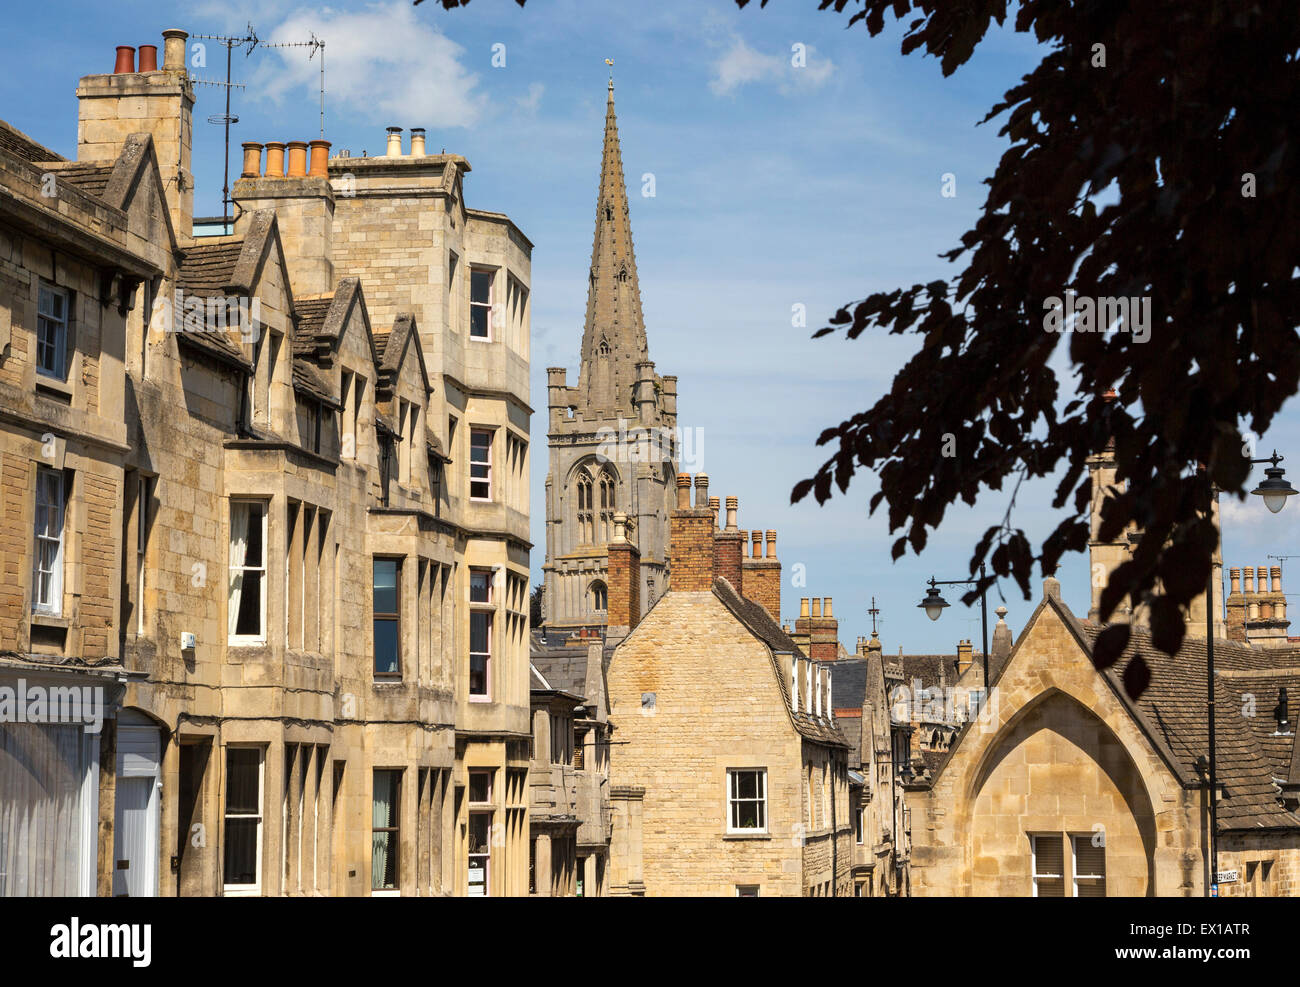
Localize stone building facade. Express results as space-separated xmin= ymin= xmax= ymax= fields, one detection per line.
xmin=542 ymin=81 xmax=677 ymax=634
xmin=0 ymin=29 xmax=532 ymax=896
xmin=604 ymin=475 xmax=854 ymax=896
xmin=528 ymin=637 xmax=613 ymax=895
xmin=906 ymin=574 xmax=1300 ymax=897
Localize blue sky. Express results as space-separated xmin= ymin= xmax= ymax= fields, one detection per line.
xmin=6 ymin=0 xmax=1296 ymax=653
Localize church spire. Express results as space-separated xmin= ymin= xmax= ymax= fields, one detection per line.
xmin=578 ymin=70 xmax=649 ymax=415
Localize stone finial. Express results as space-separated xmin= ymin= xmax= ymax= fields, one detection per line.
xmin=1043 ymin=574 xmax=1061 ymax=600
xmin=613 ymin=511 xmax=628 ymax=542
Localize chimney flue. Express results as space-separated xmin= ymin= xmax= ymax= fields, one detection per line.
xmin=675 ymin=474 xmax=691 ymax=511
xmin=241 ymin=142 xmax=263 ymax=178
xmin=725 ymin=496 xmax=738 ymax=532
xmin=766 ymin=530 xmax=777 ymax=560
xmin=694 ymin=473 xmax=710 ymax=509
xmin=823 ymin=597 xmax=833 ymax=618
xmin=752 ymin=530 xmax=762 ymax=559
xmin=386 ymin=126 xmax=403 ymax=157
xmin=162 ymin=29 xmax=188 ymax=72
xmin=709 ymin=496 xmax=720 ymax=529
xmin=309 ymin=140 xmax=331 ymax=177
xmin=138 ymin=45 xmax=158 ymax=72
xmin=286 ymin=140 xmax=308 ymax=178
xmin=114 ymin=46 xmax=136 ymax=74
xmin=812 ymin=599 xmax=822 ymax=618
xmin=410 ymin=127 xmax=426 ymax=156
xmin=264 ymin=141 xmax=286 ymax=178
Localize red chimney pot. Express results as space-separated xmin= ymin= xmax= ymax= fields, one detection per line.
xmin=114 ymin=46 xmax=136 ymax=74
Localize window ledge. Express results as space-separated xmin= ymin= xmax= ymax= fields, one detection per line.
xmin=722 ymin=832 xmax=772 ymax=841
xmin=31 ymin=612 xmax=71 ymax=628
xmin=36 ymin=372 xmax=73 ymax=393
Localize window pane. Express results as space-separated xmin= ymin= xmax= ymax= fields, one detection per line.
xmin=471 ymin=431 xmax=491 ymax=460
xmin=470 ymin=611 xmax=490 ymax=653
xmin=470 ymin=653 xmax=488 ymax=696
xmin=373 ymin=559 xmax=399 ymax=614
xmin=374 ymin=619 xmax=400 ymax=675
xmin=470 ymin=571 xmax=491 ymax=603
xmin=470 ymin=305 xmax=489 ymax=338
xmin=469 ymin=772 xmax=491 ymax=803
xmin=468 ymin=813 xmax=491 ymax=852
xmin=226 ymin=748 xmax=261 ymax=814
xmin=234 ymin=571 xmax=262 ymax=636
xmin=243 ymin=504 xmax=264 ymax=567
xmin=471 ymin=270 xmax=492 ymax=304
xmin=223 ymin=819 xmax=260 ymax=886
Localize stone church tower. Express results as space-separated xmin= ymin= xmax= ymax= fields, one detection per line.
xmin=543 ymin=79 xmax=678 ymax=633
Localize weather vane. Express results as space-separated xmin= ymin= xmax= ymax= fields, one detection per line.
xmin=605 ymin=57 xmax=614 ymax=83
xmin=868 ymin=596 xmax=880 ymax=635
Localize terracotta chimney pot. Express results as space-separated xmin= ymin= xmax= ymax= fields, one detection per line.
xmin=264 ymin=141 xmax=286 ymax=178
xmin=309 ymin=140 xmax=331 ymax=177
xmin=286 ymin=141 xmax=309 ymax=178
xmin=410 ymin=128 xmax=426 ymax=156
xmin=115 ymin=46 xmax=136 ymax=74
xmin=138 ymin=45 xmax=158 ymax=72
xmin=240 ymin=142 xmax=263 ymax=178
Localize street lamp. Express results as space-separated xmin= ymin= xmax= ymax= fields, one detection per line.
xmin=917 ymin=564 xmax=990 ymax=694
xmin=1206 ymin=448 xmax=1293 ymax=896
xmin=1250 ymin=451 xmax=1298 ymax=514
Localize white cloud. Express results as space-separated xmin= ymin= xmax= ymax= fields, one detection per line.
xmin=252 ymin=2 xmax=486 ymax=130
xmin=517 ymin=82 xmax=544 ymax=114
xmin=710 ymin=37 xmax=834 ymax=96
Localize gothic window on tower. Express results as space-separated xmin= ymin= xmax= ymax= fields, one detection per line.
xmin=576 ymin=472 xmax=594 ymax=544
xmin=599 ymin=473 xmax=616 ymax=542
xmin=590 ymin=580 xmax=607 ymax=614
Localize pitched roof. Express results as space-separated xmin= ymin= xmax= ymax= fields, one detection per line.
xmin=0 ymin=117 xmax=65 ymax=164
xmin=1077 ymin=620 xmax=1300 ymax=833
xmin=293 ymin=294 xmax=334 ymax=353
xmin=292 ymin=360 xmax=338 ymax=408
xmin=45 ymin=161 xmax=115 ymax=200
xmin=177 ymin=240 xmax=244 ymax=297
xmin=832 ymin=658 xmax=868 ymax=709
xmin=712 ymin=577 xmax=850 ymax=749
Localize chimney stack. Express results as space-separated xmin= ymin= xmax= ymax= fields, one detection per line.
xmin=713 ymin=496 xmax=744 ymax=595
xmin=607 ymin=511 xmax=641 ymax=637
xmin=668 ymin=474 xmax=715 ymax=592
xmin=956 ymin=639 xmax=974 ymax=676
xmin=80 ymin=31 xmax=195 ymax=237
